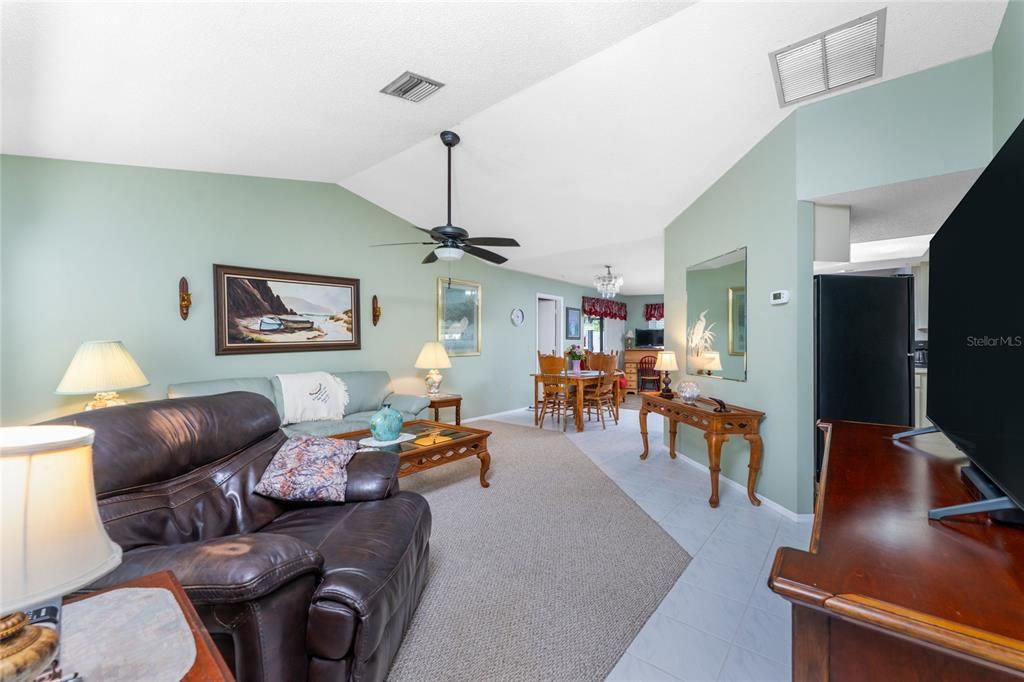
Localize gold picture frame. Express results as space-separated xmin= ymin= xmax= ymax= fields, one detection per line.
xmin=728 ymin=286 xmax=747 ymax=356
xmin=437 ymin=277 xmax=482 ymax=356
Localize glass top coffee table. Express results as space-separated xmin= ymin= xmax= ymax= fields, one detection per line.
xmin=330 ymin=419 xmax=492 ymax=488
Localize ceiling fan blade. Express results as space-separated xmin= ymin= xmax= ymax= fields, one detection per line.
xmin=422 ymin=251 xmax=439 ymax=264
xmin=372 ymin=241 xmax=435 ymax=247
xmin=413 ymin=226 xmax=439 ymax=239
xmin=463 ymin=237 xmax=520 ymax=247
xmin=462 ymin=244 xmax=507 ymax=265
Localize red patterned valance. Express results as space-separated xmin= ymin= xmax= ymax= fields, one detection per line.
xmin=644 ymin=303 xmax=664 ymax=321
xmin=582 ymin=296 xmax=627 ymax=321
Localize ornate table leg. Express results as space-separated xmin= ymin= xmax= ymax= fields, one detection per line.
xmin=639 ymin=406 xmax=650 ymax=460
xmin=668 ymin=418 xmax=678 ymax=460
xmin=744 ymin=434 xmax=763 ymax=506
xmin=477 ymin=448 xmax=491 ymax=488
xmin=705 ymin=432 xmax=728 ymax=508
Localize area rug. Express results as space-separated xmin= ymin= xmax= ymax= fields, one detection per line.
xmin=387 ymin=419 xmax=690 ymax=681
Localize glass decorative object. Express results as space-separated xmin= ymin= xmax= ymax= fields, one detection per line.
xmin=677 ymin=382 xmax=700 ymax=403
xmin=369 ymin=403 xmax=404 ymax=442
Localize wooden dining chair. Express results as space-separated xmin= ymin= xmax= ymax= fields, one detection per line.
xmin=637 ymin=355 xmax=660 ymax=392
xmin=537 ymin=353 xmax=575 ymax=429
xmin=583 ymin=353 xmax=618 ymax=429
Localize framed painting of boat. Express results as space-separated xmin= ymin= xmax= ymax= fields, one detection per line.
xmin=214 ymin=264 xmax=361 ymax=355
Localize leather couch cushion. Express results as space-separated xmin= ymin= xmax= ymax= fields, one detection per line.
xmin=283 ymin=411 xmax=420 ymax=437
xmin=45 ymin=392 xmax=281 ymax=495
xmin=169 ymin=378 xmax=283 ymax=419
xmin=331 ymin=371 xmax=391 ymax=413
xmin=261 ymin=492 xmax=431 ymax=661
xmin=88 ymin=533 xmax=323 ymax=604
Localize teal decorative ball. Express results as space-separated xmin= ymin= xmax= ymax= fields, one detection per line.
xmin=369 ymin=403 xmax=404 ymax=441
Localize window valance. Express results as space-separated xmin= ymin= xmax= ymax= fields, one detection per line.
xmin=582 ymin=296 xmax=627 ymax=321
xmin=643 ymin=303 xmax=664 ymax=321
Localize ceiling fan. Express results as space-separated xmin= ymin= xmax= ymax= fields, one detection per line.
xmin=372 ymin=130 xmax=520 ymax=264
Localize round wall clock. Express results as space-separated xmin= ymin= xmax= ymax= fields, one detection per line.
xmin=510 ymin=308 xmax=526 ymax=327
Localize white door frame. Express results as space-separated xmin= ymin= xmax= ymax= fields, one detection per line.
xmin=535 ymin=293 xmax=564 ymax=362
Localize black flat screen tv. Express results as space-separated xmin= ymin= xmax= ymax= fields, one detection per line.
xmin=928 ymin=117 xmax=1024 ymax=513
xmin=635 ymin=329 xmax=664 ymax=348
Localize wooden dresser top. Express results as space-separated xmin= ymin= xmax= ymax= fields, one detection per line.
xmin=771 ymin=420 xmax=1024 ymax=669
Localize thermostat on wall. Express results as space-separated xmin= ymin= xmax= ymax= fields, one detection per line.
xmin=770 ymin=290 xmax=790 ymax=305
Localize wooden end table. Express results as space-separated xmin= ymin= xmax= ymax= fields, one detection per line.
xmin=639 ymin=392 xmax=765 ymax=508
xmin=423 ymin=393 xmax=462 ymax=425
xmin=331 ymin=419 xmax=491 ymax=487
xmin=64 ymin=571 xmax=233 ymax=681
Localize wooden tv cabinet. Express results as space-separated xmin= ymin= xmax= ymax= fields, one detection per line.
xmin=770 ymin=420 xmax=1024 ymax=680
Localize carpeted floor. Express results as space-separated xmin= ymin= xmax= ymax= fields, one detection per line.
xmin=387 ymin=419 xmax=690 ymax=682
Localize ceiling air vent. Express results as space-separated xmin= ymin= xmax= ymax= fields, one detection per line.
xmin=770 ymin=9 xmax=886 ymax=107
xmin=380 ymin=71 xmax=444 ymax=103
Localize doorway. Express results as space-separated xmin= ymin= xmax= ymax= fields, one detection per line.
xmin=536 ymin=293 xmax=563 ymax=360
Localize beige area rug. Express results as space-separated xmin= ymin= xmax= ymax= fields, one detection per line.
xmin=387 ymin=420 xmax=690 ymax=682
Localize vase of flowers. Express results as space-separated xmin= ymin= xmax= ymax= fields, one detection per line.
xmin=566 ymin=344 xmax=585 ymax=372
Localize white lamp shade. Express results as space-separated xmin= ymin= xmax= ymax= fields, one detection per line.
xmin=1 ymin=426 xmax=122 ymax=613
xmin=414 ymin=342 xmax=452 ymax=369
xmin=654 ymin=350 xmax=679 ymax=372
xmin=702 ymin=351 xmax=723 ymax=371
xmin=56 ymin=340 xmax=149 ymax=395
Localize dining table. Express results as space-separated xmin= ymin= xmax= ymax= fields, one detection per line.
xmin=530 ymin=369 xmax=623 ymax=432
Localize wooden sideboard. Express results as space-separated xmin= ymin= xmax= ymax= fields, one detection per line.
xmin=770 ymin=420 xmax=1024 ymax=680
xmin=623 ymin=348 xmax=661 ymax=394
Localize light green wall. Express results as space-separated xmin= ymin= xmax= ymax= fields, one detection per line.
xmin=665 ymin=116 xmax=814 ymax=514
xmin=796 ymin=54 xmax=994 ymax=199
xmin=994 ymin=0 xmax=1024 ymax=151
xmin=0 ymin=156 xmax=592 ymax=425
xmin=685 ymin=260 xmax=745 ymax=380
xmin=623 ymin=294 xmax=664 ymax=336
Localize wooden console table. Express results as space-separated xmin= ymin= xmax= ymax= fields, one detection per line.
xmin=770 ymin=421 xmax=1024 ymax=680
xmin=638 ymin=392 xmax=764 ymax=508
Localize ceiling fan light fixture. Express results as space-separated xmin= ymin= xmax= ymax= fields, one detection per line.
xmin=594 ymin=265 xmax=624 ymax=299
xmin=435 ymin=246 xmax=464 ymax=262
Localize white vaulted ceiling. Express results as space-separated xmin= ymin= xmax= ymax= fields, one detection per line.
xmin=2 ymin=2 xmax=1008 ymax=294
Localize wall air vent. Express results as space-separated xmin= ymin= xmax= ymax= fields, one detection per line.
xmin=380 ymin=71 xmax=444 ymax=103
xmin=770 ymin=9 xmax=886 ymax=107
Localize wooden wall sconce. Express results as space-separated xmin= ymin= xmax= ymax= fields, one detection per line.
xmin=372 ymin=295 xmax=382 ymax=326
xmin=179 ymin=277 xmax=192 ymax=320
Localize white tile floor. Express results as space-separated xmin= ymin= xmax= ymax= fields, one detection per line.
xmin=489 ymin=407 xmax=812 ymax=682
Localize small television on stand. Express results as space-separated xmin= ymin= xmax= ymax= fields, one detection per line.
xmin=894 ymin=118 xmax=1024 ymax=526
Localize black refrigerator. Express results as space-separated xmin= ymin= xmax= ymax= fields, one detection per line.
xmin=814 ymin=274 xmax=915 ymax=478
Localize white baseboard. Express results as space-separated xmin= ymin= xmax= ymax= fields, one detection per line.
xmin=673 ymin=451 xmax=814 ymax=523
xmin=463 ymin=408 xmax=530 ymax=424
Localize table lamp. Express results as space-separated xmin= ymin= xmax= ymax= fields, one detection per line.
xmin=0 ymin=425 xmax=123 ymax=681
xmin=699 ymin=351 xmax=723 ymax=376
xmin=654 ymin=351 xmax=679 ymax=398
xmin=55 ymin=340 xmax=149 ymax=410
xmin=415 ymin=342 xmax=452 ymax=395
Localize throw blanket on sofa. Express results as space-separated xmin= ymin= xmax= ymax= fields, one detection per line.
xmin=277 ymin=372 xmax=349 ymax=425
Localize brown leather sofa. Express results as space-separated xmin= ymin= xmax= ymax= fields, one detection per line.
xmin=47 ymin=392 xmax=431 ymax=682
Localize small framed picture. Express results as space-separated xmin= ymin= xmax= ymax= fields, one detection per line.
xmin=437 ymin=277 xmax=482 ymax=356
xmin=566 ymin=307 xmax=582 ymax=340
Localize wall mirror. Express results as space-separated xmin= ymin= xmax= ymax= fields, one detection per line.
xmin=685 ymin=247 xmax=747 ymax=382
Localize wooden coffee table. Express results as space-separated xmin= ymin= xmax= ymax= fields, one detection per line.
xmin=331 ymin=419 xmax=492 ymax=487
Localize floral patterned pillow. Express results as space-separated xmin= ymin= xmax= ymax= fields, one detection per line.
xmin=255 ymin=436 xmax=359 ymax=502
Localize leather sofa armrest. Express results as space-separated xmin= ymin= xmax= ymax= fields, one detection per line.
xmin=386 ymin=393 xmax=430 ymax=415
xmin=86 ymin=533 xmax=323 ymax=604
xmin=344 ymin=451 xmax=401 ymax=502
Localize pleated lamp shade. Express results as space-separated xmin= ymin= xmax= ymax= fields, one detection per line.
xmin=56 ymin=341 xmax=149 ymax=395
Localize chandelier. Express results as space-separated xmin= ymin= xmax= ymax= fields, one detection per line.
xmin=593 ymin=265 xmax=624 ymax=299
